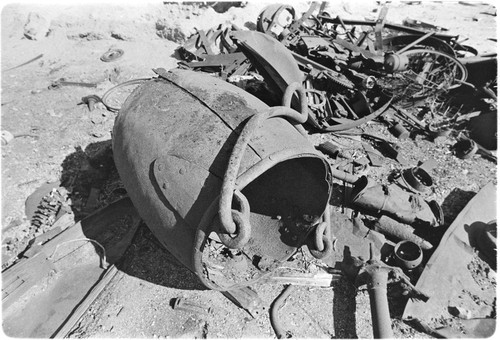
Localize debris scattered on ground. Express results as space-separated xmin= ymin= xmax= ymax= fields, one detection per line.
xmin=1 ymin=1 xmax=496 ymax=338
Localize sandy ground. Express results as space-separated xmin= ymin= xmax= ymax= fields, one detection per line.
xmin=1 ymin=0 xmax=497 ymax=338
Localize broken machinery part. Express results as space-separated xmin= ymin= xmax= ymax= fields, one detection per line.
xmin=342 ymin=244 xmax=429 ymax=338
xmin=221 ymin=286 xmax=266 ymax=318
xmin=393 ymin=240 xmax=423 ymax=270
xmin=350 ymin=176 xmax=443 ymax=228
xmin=373 ymin=215 xmax=433 ymax=251
xmin=81 ymin=95 xmax=102 ymax=112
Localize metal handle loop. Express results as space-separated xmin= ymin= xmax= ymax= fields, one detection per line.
xmin=217 ymin=210 xmax=251 ymax=249
xmin=309 ymin=234 xmax=333 ymax=259
xmin=218 ymin=91 xmax=311 ymax=249
xmin=282 ymin=82 xmax=309 ymax=123
xmin=314 ymin=221 xmax=328 ymax=252
xmin=308 ymin=205 xmax=333 ymax=259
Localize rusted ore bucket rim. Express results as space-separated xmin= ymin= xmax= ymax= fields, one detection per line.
xmin=192 ymin=146 xmax=332 ymax=291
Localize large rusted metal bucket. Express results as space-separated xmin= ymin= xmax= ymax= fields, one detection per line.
xmin=112 ymin=69 xmax=332 ymax=290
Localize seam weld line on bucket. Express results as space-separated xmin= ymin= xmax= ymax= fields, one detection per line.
xmin=153 ymin=68 xmax=250 ymax=146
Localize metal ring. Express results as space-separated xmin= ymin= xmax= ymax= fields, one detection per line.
xmin=233 ymin=190 xmax=251 ymax=220
xmin=101 ymin=78 xmax=150 ymax=112
xmin=100 ymin=48 xmax=124 ymax=62
xmin=309 ymin=235 xmax=333 ymax=259
xmin=217 ymin=210 xmax=251 ymax=249
xmin=313 ymin=221 xmax=328 ymax=252
xmin=282 ymin=82 xmax=308 ymax=123
xmin=305 ymin=89 xmax=327 ymax=110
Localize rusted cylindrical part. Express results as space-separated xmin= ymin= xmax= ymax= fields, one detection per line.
xmin=368 ymin=268 xmax=393 ymax=338
xmin=270 ymin=285 xmax=295 ymax=339
xmin=388 ymin=122 xmax=410 ymax=140
xmin=317 ymin=141 xmax=341 ymax=158
xmin=350 ymin=176 xmax=442 ymax=228
xmin=384 ymin=53 xmax=409 ymax=72
xmin=374 ymin=216 xmax=433 ymax=250
xmin=330 ymin=168 xmax=358 ymax=184
xmin=454 ymin=139 xmax=478 ymax=159
xmin=394 ymin=240 xmax=423 ymax=269
xmin=400 ymin=167 xmax=433 ymax=193
xmin=81 ymin=95 xmax=101 ymax=112
xmin=114 ymin=68 xmax=332 ymax=290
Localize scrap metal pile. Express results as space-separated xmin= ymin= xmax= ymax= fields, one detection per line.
xmin=165 ymin=2 xmax=497 ymax=337
xmin=2 ymin=2 xmax=496 ymax=339
xmin=177 ymin=2 xmax=496 ymax=157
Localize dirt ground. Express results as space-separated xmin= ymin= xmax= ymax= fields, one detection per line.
xmin=1 ymin=0 xmax=497 ymax=338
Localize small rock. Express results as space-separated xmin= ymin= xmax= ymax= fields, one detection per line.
xmin=47 ymin=109 xmax=62 ymax=117
xmin=24 ymin=12 xmax=50 ymax=40
xmin=448 ymin=305 xmax=472 ymax=319
xmin=90 ymin=131 xmax=105 ymax=138
xmin=155 ymin=20 xmax=187 ymax=42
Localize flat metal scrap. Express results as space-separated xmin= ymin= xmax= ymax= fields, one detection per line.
xmin=403 ymin=182 xmax=497 ymax=337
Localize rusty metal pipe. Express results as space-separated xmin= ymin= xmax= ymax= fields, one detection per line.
xmin=367 ymin=267 xmax=393 ymax=338
xmin=395 ymin=31 xmax=435 ymax=55
xmin=330 ymin=168 xmax=359 ymax=184
xmin=316 ymin=15 xmax=457 ymax=41
xmin=374 ymin=216 xmax=433 ymax=250
xmin=350 ymin=176 xmax=442 ymax=228
xmin=270 ymin=285 xmax=295 ymax=339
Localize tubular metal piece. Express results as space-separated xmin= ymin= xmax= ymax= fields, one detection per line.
xmin=374 ymin=216 xmax=433 ymax=250
xmin=270 ymin=285 xmax=295 ymax=339
xmin=172 ymin=298 xmax=213 ymax=315
xmin=395 ymin=31 xmax=435 ymax=55
xmin=351 ymin=176 xmax=443 ymax=228
xmin=81 ymin=95 xmax=102 ymax=112
xmin=367 ymin=267 xmax=393 ymax=338
xmin=394 ymin=240 xmax=423 ymax=269
xmin=398 ymin=166 xmax=434 ymax=194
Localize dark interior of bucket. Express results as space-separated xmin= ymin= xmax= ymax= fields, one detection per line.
xmin=238 ymin=156 xmax=330 ymax=261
